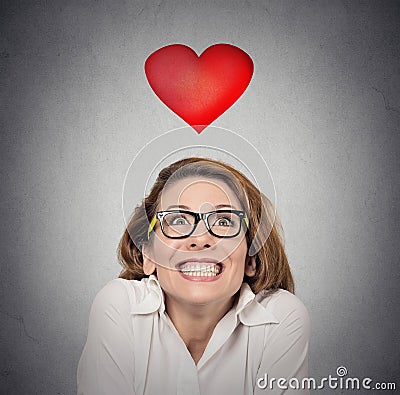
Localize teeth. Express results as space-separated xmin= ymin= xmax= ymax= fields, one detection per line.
xmin=180 ymin=263 xmax=221 ymax=277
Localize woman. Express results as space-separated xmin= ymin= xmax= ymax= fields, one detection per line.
xmin=77 ymin=157 xmax=310 ymax=394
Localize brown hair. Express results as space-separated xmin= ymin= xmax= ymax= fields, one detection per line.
xmin=118 ymin=157 xmax=294 ymax=294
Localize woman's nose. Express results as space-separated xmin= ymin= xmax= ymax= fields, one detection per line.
xmin=186 ymin=220 xmax=214 ymax=249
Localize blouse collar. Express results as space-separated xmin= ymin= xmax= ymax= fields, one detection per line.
xmin=130 ymin=274 xmax=279 ymax=326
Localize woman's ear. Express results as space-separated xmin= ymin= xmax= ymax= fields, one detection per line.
xmin=244 ymin=255 xmax=257 ymax=277
xmin=142 ymin=245 xmax=156 ymax=275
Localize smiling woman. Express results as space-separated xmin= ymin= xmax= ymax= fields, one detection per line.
xmin=77 ymin=158 xmax=311 ymax=395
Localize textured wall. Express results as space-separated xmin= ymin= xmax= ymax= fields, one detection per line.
xmin=1 ymin=1 xmax=399 ymax=394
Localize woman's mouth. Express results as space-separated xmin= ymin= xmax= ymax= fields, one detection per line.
xmin=176 ymin=260 xmax=224 ymax=281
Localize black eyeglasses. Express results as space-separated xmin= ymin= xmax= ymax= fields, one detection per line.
xmin=147 ymin=209 xmax=249 ymax=239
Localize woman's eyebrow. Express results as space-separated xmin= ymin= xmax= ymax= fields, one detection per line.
xmin=165 ymin=204 xmax=191 ymax=210
xmin=164 ymin=204 xmax=239 ymax=211
xmin=215 ymin=204 xmax=238 ymax=210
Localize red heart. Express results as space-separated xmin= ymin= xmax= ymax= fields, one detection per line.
xmin=145 ymin=44 xmax=254 ymax=133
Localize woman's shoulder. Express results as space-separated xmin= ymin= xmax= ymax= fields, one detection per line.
xmin=255 ymin=288 xmax=310 ymax=326
xmin=92 ymin=276 xmax=154 ymax=313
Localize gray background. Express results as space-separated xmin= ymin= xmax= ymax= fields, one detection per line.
xmin=1 ymin=0 xmax=399 ymax=394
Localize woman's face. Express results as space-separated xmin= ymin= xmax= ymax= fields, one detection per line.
xmin=143 ymin=176 xmax=255 ymax=307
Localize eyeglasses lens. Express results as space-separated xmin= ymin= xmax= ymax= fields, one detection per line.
xmin=208 ymin=212 xmax=241 ymax=237
xmin=163 ymin=212 xmax=195 ymax=237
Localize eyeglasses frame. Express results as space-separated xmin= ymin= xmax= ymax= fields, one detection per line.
xmin=147 ymin=209 xmax=249 ymax=240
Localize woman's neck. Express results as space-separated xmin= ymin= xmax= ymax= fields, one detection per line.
xmin=164 ymin=294 xmax=237 ymax=364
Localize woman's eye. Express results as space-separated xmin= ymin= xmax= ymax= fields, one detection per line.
xmin=216 ymin=217 xmax=233 ymax=227
xmin=171 ymin=216 xmax=189 ymax=225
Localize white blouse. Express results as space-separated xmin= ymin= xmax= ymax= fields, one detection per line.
xmin=77 ymin=275 xmax=310 ymax=395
